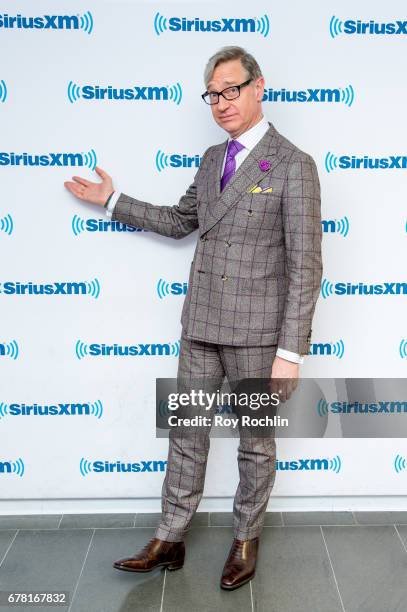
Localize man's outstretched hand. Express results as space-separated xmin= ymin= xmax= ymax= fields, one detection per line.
xmin=64 ymin=166 xmax=114 ymax=207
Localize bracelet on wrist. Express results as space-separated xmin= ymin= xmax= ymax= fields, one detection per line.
xmin=103 ymin=191 xmax=114 ymax=208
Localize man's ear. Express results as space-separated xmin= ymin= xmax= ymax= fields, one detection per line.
xmin=255 ymin=76 xmax=265 ymax=102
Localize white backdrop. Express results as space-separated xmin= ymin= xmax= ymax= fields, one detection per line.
xmin=1 ymin=0 xmax=406 ymax=509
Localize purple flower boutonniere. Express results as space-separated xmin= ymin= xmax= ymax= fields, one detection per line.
xmin=259 ymin=159 xmax=271 ymax=172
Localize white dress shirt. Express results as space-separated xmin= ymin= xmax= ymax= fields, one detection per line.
xmin=106 ymin=114 xmax=304 ymax=363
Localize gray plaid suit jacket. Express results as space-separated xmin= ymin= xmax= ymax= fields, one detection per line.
xmin=111 ymin=121 xmax=323 ymax=355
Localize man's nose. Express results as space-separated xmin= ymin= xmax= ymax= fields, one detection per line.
xmin=217 ymin=94 xmax=230 ymax=112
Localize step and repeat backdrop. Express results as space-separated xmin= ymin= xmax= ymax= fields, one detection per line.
xmin=1 ymin=0 xmax=406 ymax=505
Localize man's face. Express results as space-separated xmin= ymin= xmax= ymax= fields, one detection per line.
xmin=207 ymin=58 xmax=265 ymax=139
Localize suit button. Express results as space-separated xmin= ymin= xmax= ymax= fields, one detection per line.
xmin=248 ymin=209 xmax=253 ymax=216
xmin=225 ymin=240 xmax=231 ymax=247
xmin=221 ymin=275 xmax=228 ymax=281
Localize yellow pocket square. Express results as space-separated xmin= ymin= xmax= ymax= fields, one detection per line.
xmin=246 ymin=184 xmax=273 ymax=194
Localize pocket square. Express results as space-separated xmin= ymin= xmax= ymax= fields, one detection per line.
xmin=246 ymin=183 xmax=273 ymax=194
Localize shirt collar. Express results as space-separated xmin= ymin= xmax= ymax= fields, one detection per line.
xmin=228 ymin=115 xmax=270 ymax=152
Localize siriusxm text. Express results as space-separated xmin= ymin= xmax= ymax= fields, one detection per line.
xmin=333 ymin=282 xmax=407 ymax=295
xmin=164 ymin=17 xmax=257 ymax=32
xmin=0 ymin=153 xmax=90 ymax=167
xmin=78 ymin=86 xmax=177 ymax=100
xmin=263 ymin=88 xmax=342 ymax=103
xmin=6 ymin=403 xmax=92 ymax=416
xmin=342 ymin=20 xmax=407 ymax=35
xmin=338 ymin=156 xmax=407 ymax=169
xmin=0 ymin=13 xmax=80 ymax=30
xmin=277 ymin=459 xmax=332 ymax=471
xmin=86 ymin=344 xmax=176 ymax=356
xmin=92 ymin=460 xmax=167 ymax=473
xmin=162 ymin=155 xmax=202 ymax=168
xmin=0 ymin=282 xmax=90 ymax=295
xmin=329 ymin=402 xmax=407 ymax=414
xmin=84 ymin=220 xmax=143 ymax=232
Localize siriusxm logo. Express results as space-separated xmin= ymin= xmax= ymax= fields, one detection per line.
xmin=277 ymin=455 xmax=342 ymax=473
xmin=154 ymin=12 xmax=270 ymax=37
xmin=322 ymin=278 xmax=407 ymax=298
xmin=309 ymin=340 xmax=345 ymax=359
xmin=0 ymin=339 xmax=19 ymax=360
xmin=0 ymin=400 xmax=103 ymax=419
xmin=399 ymin=339 xmax=407 ymax=359
xmin=321 ymin=216 xmax=349 ymax=237
xmin=71 ymin=215 xmax=146 ymax=235
xmin=0 ymin=279 xmax=100 ymax=299
xmin=155 ymin=150 xmax=202 ymax=172
xmin=157 ymin=279 xmax=188 ymax=299
xmin=0 ymin=457 xmax=24 ymax=477
xmin=80 ymin=458 xmax=167 ymax=476
xmin=325 ymin=152 xmax=407 ymax=173
xmin=0 ymin=12 xmax=93 ymax=33
xmin=317 ymin=399 xmax=407 ymax=417
xmin=75 ymin=340 xmax=181 ymax=359
xmin=330 ymin=16 xmax=407 ymax=38
xmin=0 ymin=79 xmax=7 ymax=103
xmin=263 ymin=85 xmax=355 ymax=107
xmin=0 ymin=213 xmax=13 ymax=236
xmin=68 ymin=81 xmax=182 ymax=105
xmin=0 ymin=149 xmax=97 ymax=170
xmin=394 ymin=455 xmax=407 ymax=474
xmin=158 ymin=400 xmax=171 ymax=419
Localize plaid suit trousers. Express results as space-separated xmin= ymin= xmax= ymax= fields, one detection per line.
xmin=155 ymin=329 xmax=278 ymax=542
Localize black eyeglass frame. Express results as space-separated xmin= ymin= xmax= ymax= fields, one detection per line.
xmin=201 ymin=79 xmax=253 ymax=105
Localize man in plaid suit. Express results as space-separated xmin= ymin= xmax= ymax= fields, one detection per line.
xmin=64 ymin=45 xmax=322 ymax=590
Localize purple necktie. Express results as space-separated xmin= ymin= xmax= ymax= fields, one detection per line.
xmin=220 ymin=139 xmax=245 ymax=192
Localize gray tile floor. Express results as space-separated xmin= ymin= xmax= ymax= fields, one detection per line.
xmin=1 ymin=512 xmax=407 ymax=611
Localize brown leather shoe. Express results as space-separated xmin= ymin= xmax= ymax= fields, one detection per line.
xmin=220 ymin=537 xmax=259 ymax=590
xmin=113 ymin=537 xmax=185 ymax=573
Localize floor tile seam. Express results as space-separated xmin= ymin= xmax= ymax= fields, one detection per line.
xmin=2 ymin=522 xmax=407 ymax=532
xmin=393 ymin=524 xmax=407 ymax=555
xmin=67 ymin=529 xmax=95 ymax=612
xmin=319 ymin=525 xmax=347 ymax=612
xmin=160 ymin=568 xmax=167 ymax=612
xmin=250 ymin=579 xmax=254 ymax=612
xmin=0 ymin=529 xmax=19 ymax=569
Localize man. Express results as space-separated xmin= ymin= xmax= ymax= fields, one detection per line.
xmin=64 ymin=46 xmax=322 ymax=590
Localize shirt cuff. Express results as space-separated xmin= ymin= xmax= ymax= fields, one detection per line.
xmin=105 ymin=191 xmax=120 ymax=218
xmin=276 ymin=347 xmax=304 ymax=364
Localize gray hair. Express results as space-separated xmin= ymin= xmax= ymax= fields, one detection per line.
xmin=203 ymin=46 xmax=263 ymax=89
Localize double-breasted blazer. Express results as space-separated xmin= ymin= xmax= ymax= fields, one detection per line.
xmin=111 ymin=121 xmax=323 ymax=355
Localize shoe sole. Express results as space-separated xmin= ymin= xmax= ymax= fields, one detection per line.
xmin=113 ymin=561 xmax=184 ymax=573
xmin=220 ymin=572 xmax=255 ymax=591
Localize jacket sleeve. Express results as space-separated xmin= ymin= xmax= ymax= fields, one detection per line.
xmin=277 ymin=151 xmax=323 ymax=355
xmin=111 ymin=148 xmax=211 ymax=240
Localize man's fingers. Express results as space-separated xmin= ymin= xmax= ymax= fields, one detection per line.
xmin=95 ymin=165 xmax=110 ymax=180
xmin=279 ymin=382 xmax=288 ymax=403
xmin=64 ymin=181 xmax=86 ymax=199
xmin=71 ymin=175 xmax=92 ymax=187
xmin=283 ymin=379 xmax=298 ymax=402
xmin=269 ymin=377 xmax=286 ymax=403
xmin=63 ymin=181 xmax=76 ymax=193
xmin=269 ymin=377 xmax=299 ymax=403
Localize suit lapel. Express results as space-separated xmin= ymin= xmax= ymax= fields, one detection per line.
xmin=207 ymin=141 xmax=226 ymax=203
xmin=201 ymin=122 xmax=280 ymax=236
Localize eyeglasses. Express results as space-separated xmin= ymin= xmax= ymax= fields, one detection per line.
xmin=201 ymin=79 xmax=252 ymax=105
